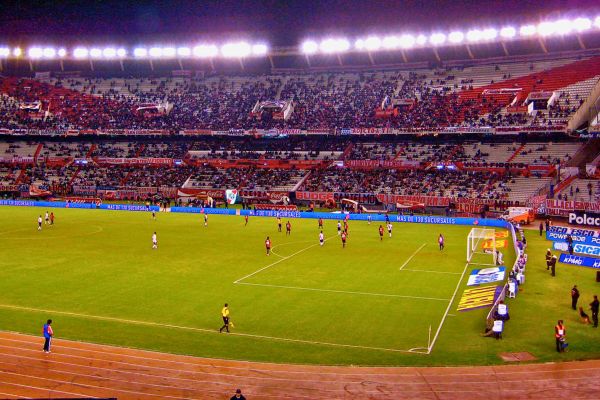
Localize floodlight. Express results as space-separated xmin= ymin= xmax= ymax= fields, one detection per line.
xmin=320 ymin=38 xmax=350 ymax=53
xmin=193 ymin=44 xmax=218 ymax=58
xmin=355 ymin=39 xmax=365 ymax=50
xmin=537 ymin=21 xmax=556 ymax=36
xmin=177 ymin=47 xmax=191 ymax=57
xmin=57 ymin=48 xmax=66 ymax=57
xmin=448 ymin=31 xmax=464 ymax=43
xmin=416 ymin=35 xmax=427 ymax=45
xmin=0 ymin=48 xmax=9 ymax=57
xmin=554 ymin=19 xmax=572 ymax=35
xmin=482 ymin=28 xmax=497 ymax=40
xmin=161 ymin=47 xmax=175 ymax=58
xmin=382 ymin=36 xmax=401 ymax=49
xmin=103 ymin=48 xmax=117 ymax=58
xmin=301 ymin=40 xmax=318 ymax=54
xmin=222 ymin=42 xmax=251 ymax=57
xmin=252 ymin=44 xmax=268 ymax=55
xmin=430 ymin=33 xmax=446 ymax=45
xmin=73 ymin=47 xmax=89 ymax=58
xmin=572 ymin=17 xmax=591 ymax=32
xmin=89 ymin=48 xmax=102 ymax=58
xmin=467 ymin=29 xmax=483 ymax=42
xmin=399 ymin=34 xmax=415 ymax=48
xmin=519 ymin=25 xmax=537 ymax=36
xmin=28 ymin=47 xmax=43 ymax=58
xmin=364 ymin=36 xmax=381 ymax=51
xmin=13 ymin=48 xmax=22 ymax=57
xmin=500 ymin=26 xmax=516 ymax=38
xmin=149 ymin=47 xmax=163 ymax=57
xmin=116 ymin=48 xmax=127 ymax=57
xmin=42 ymin=47 xmax=56 ymax=58
xmin=595 ymin=16 xmax=600 ymax=28
xmin=134 ymin=47 xmax=148 ymax=57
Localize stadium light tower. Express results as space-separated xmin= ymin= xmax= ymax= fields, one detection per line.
xmin=466 ymin=29 xmax=483 ymax=42
xmin=500 ymin=26 xmax=516 ymax=38
xmin=28 ymin=47 xmax=43 ymax=58
xmin=177 ymin=47 xmax=191 ymax=57
xmin=89 ymin=48 xmax=103 ymax=58
xmin=252 ymin=44 xmax=268 ymax=56
xmin=301 ymin=40 xmax=318 ymax=54
xmin=364 ymin=36 xmax=382 ymax=51
xmin=448 ymin=31 xmax=464 ymax=43
xmin=573 ymin=17 xmax=592 ymax=32
xmin=416 ymin=34 xmax=427 ymax=45
xmin=162 ymin=47 xmax=176 ymax=58
xmin=519 ymin=24 xmax=537 ymax=36
xmin=0 ymin=47 xmax=9 ymax=57
xmin=554 ymin=19 xmax=572 ymax=35
xmin=103 ymin=47 xmax=117 ymax=58
xmin=221 ymin=42 xmax=251 ymax=58
xmin=193 ymin=44 xmax=218 ymax=58
xmin=399 ymin=34 xmax=415 ymax=48
xmin=595 ymin=16 xmax=600 ymax=28
xmin=134 ymin=47 xmax=148 ymax=58
xmin=116 ymin=48 xmax=127 ymax=58
xmin=430 ymin=33 xmax=446 ymax=45
xmin=42 ymin=47 xmax=56 ymax=58
xmin=320 ymin=38 xmax=350 ymax=53
xmin=382 ymin=36 xmax=401 ymax=49
xmin=13 ymin=48 xmax=22 ymax=57
xmin=537 ymin=21 xmax=556 ymax=36
xmin=73 ymin=47 xmax=89 ymax=58
xmin=57 ymin=48 xmax=67 ymax=57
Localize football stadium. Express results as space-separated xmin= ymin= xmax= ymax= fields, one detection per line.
xmin=1 ymin=1 xmax=600 ymax=398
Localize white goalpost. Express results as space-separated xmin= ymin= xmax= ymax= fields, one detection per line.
xmin=467 ymin=227 xmax=497 ymax=266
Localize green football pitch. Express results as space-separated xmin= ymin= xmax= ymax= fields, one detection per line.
xmin=1 ymin=206 xmax=599 ymax=366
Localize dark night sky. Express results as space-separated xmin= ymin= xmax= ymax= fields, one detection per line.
xmin=0 ymin=0 xmax=597 ymax=45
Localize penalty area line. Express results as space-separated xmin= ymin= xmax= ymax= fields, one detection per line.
xmin=398 ymin=243 xmax=427 ymax=271
xmin=0 ymin=303 xmax=421 ymax=354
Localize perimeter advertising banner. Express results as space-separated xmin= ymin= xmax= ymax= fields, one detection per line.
xmin=559 ymin=253 xmax=600 ymax=269
xmin=553 ymin=242 xmax=600 ymax=256
xmin=568 ymin=211 xmax=600 ymax=227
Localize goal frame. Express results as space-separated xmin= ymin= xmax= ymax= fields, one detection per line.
xmin=467 ymin=228 xmax=497 ymax=266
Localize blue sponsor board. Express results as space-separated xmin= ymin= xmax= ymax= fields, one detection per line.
xmin=548 ymin=226 xmax=599 ymax=237
xmin=467 ymin=267 xmax=506 ymax=286
xmin=546 ymin=231 xmax=600 ymax=246
xmin=553 ymin=242 xmax=600 ymax=256
xmin=559 ymin=253 xmax=600 ymax=268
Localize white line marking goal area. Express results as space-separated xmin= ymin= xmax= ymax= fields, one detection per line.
xmin=231 ymin=239 xmax=467 ymax=354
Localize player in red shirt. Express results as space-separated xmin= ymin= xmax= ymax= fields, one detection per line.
xmin=265 ymin=236 xmax=271 ymax=256
xmin=286 ymin=221 xmax=291 ymax=235
xmin=379 ymin=225 xmax=384 ymax=241
xmin=318 ymin=218 xmax=323 ymax=229
xmin=244 ymin=215 xmax=249 ymax=226
xmin=341 ymin=231 xmax=347 ymax=248
xmin=343 ymin=221 xmax=349 ymax=235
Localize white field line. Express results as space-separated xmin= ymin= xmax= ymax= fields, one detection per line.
xmin=236 ymin=282 xmax=449 ymax=301
xmin=426 ymin=261 xmax=470 ymax=355
xmin=234 ymin=237 xmax=334 ymax=284
xmin=401 ymin=269 xmax=461 ymax=275
xmin=0 ymin=303 xmax=420 ymax=354
xmin=398 ymin=243 xmax=427 ymax=270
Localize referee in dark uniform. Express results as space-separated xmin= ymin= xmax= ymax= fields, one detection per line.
xmin=219 ymin=303 xmax=230 ymax=333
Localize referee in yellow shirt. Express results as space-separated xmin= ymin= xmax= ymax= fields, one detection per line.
xmin=219 ymin=303 xmax=230 ymax=333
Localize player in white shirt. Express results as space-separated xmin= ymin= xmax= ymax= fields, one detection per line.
xmin=37 ymin=215 xmax=43 ymax=231
xmin=337 ymin=221 xmax=342 ymax=235
xmin=152 ymin=232 xmax=158 ymax=249
xmin=367 ymin=215 xmax=372 ymax=225
xmin=319 ymin=231 xmax=324 ymax=246
xmin=45 ymin=211 xmax=49 ymax=225
xmin=204 ymin=213 xmax=208 ymax=227
xmin=387 ymin=222 xmax=392 ymax=238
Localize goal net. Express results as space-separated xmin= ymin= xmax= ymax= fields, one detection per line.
xmin=467 ymin=228 xmax=497 ymax=266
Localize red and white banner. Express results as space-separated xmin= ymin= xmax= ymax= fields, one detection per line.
xmin=544 ymin=199 xmax=600 ymax=216
xmin=344 ymin=159 xmax=421 ymax=169
xmin=94 ymin=157 xmax=174 ymax=166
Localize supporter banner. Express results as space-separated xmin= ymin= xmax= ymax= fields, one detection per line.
xmin=177 ymin=188 xmax=225 ymax=199
xmin=553 ymin=242 xmax=600 ymax=256
xmin=467 ymin=267 xmax=506 ymax=286
xmin=559 ymin=253 xmax=600 ymax=268
xmin=347 ymin=127 xmax=392 ymax=135
xmin=0 ymin=156 xmax=35 ymax=164
xmin=0 ymin=185 xmax=20 ymax=192
xmin=72 ymin=185 xmax=98 ymax=196
xmin=378 ymin=194 xmax=450 ymax=207
xmin=225 ymin=189 xmax=238 ymax=205
xmin=238 ymin=189 xmax=290 ymax=202
xmin=457 ymin=286 xmax=503 ymax=311
xmin=178 ymin=129 xmax=213 ymax=136
xmin=544 ymin=199 xmax=600 ymax=216
xmin=254 ymin=204 xmax=298 ymax=211
xmin=344 ymin=159 xmax=421 ymax=169
xmin=569 ymin=211 xmax=600 ymax=227
xmin=95 ymin=157 xmax=174 ymax=166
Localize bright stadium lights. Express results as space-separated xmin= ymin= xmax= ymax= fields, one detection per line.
xmin=102 ymin=47 xmax=117 ymax=58
xmin=177 ymin=47 xmax=191 ymax=57
xmin=466 ymin=29 xmax=483 ymax=42
xmin=500 ymin=26 xmax=516 ymax=38
xmin=193 ymin=44 xmax=218 ymax=58
xmin=573 ymin=17 xmax=592 ymax=32
xmin=448 ymin=31 xmax=464 ymax=43
xmin=430 ymin=33 xmax=446 ymax=45
xmin=134 ymin=47 xmax=148 ymax=57
xmin=221 ymin=42 xmax=251 ymax=57
xmin=162 ymin=47 xmax=176 ymax=58
xmin=555 ymin=19 xmax=572 ymax=35
xmin=399 ymin=34 xmax=415 ymax=48
xmin=117 ymin=48 xmax=127 ymax=57
xmin=382 ymin=36 xmax=401 ymax=49
xmin=416 ymin=34 xmax=427 ymax=45
xmin=519 ymin=24 xmax=537 ymax=36
xmin=148 ymin=47 xmax=163 ymax=57
xmin=537 ymin=21 xmax=556 ymax=36
xmin=482 ymin=28 xmax=497 ymax=40
xmin=0 ymin=48 xmax=9 ymax=57
xmin=301 ymin=40 xmax=318 ymax=54
xmin=28 ymin=47 xmax=43 ymax=58
xmin=252 ymin=43 xmax=268 ymax=56
xmin=73 ymin=47 xmax=89 ymax=58
xmin=355 ymin=39 xmax=365 ymax=50
xmin=364 ymin=36 xmax=381 ymax=51
xmin=13 ymin=48 xmax=22 ymax=57
xmin=57 ymin=48 xmax=66 ymax=57
xmin=320 ymin=38 xmax=350 ymax=53
xmin=595 ymin=16 xmax=600 ymax=28
xmin=89 ymin=48 xmax=102 ymax=58
xmin=42 ymin=47 xmax=56 ymax=58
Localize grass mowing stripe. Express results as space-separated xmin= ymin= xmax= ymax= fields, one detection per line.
xmin=235 ymin=282 xmax=449 ymax=301
xmin=401 ymin=269 xmax=461 ymax=275
xmin=0 ymin=303 xmax=421 ymax=354
xmin=398 ymin=243 xmax=427 ymax=270
xmin=426 ymin=261 xmax=470 ymax=354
